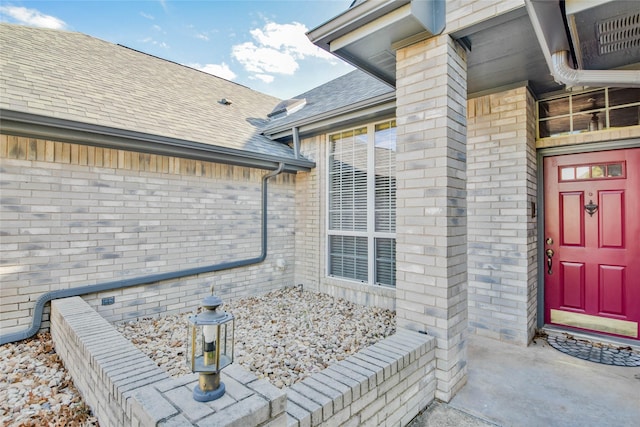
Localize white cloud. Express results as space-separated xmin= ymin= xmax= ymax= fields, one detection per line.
xmin=251 ymin=74 xmax=275 ymax=84
xmin=0 ymin=6 xmax=66 ymax=29
xmin=189 ymin=62 xmax=237 ymax=81
xmin=250 ymin=22 xmax=335 ymax=61
xmin=195 ymin=33 xmax=209 ymax=41
xmin=141 ymin=37 xmax=169 ymax=49
xmin=232 ymin=42 xmax=299 ymax=75
xmin=232 ymin=21 xmax=337 ymax=83
xmin=140 ymin=12 xmax=154 ymax=20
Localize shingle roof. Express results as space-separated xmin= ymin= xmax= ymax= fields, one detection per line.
xmin=262 ymin=69 xmax=394 ymax=133
xmin=0 ymin=24 xmax=298 ymax=160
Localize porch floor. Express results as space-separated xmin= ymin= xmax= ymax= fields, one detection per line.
xmin=410 ymin=334 xmax=640 ymax=427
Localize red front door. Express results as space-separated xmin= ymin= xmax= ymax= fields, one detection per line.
xmin=544 ymin=148 xmax=640 ymax=340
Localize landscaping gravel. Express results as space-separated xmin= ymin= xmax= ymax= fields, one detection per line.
xmin=0 ymin=286 xmax=396 ymax=426
xmin=117 ymin=287 xmax=397 ymax=387
xmin=0 ymin=333 xmax=98 ymax=427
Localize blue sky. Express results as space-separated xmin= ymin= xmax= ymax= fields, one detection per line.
xmin=0 ymin=1 xmax=356 ymax=99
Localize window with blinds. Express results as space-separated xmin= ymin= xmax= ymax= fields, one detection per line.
xmin=328 ymin=120 xmax=396 ymax=287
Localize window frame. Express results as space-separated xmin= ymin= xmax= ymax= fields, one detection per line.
xmin=537 ymin=87 xmax=640 ymax=139
xmin=326 ymin=119 xmax=396 ymax=287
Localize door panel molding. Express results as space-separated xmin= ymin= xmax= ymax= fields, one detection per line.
xmin=541 ymin=144 xmax=640 ymax=340
xmin=599 ymin=190 xmax=624 ymax=248
xmin=536 ymin=139 xmax=640 ymax=332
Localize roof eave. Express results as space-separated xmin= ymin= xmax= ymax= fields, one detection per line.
xmin=263 ymin=92 xmax=396 ymax=141
xmin=0 ymin=110 xmax=314 ymax=173
xmin=307 ymin=0 xmax=445 ymax=86
xmin=307 ymin=0 xmax=409 ymax=50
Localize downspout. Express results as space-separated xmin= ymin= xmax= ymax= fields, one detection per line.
xmin=551 ymin=50 xmax=640 ymax=88
xmin=525 ymin=0 xmax=640 ymax=88
xmin=292 ymin=126 xmax=301 ymax=159
xmin=0 ymin=162 xmax=286 ymax=345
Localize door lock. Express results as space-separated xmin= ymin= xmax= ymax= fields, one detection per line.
xmin=545 ymin=249 xmax=554 ymax=275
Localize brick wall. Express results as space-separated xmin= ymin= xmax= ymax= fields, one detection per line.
xmin=293 ymin=135 xmax=321 ymax=293
xmin=446 ymin=0 xmax=524 ymax=33
xmin=395 ymin=34 xmax=468 ymax=402
xmin=0 ymin=134 xmax=296 ymax=334
xmin=536 ymin=125 xmax=640 ymax=149
xmin=466 ymin=86 xmax=538 ymax=345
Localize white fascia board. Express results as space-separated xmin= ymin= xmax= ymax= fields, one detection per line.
xmin=307 ymin=0 xmax=409 ymax=49
xmin=331 ymin=4 xmax=412 ymax=52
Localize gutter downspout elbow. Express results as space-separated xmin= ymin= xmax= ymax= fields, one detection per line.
xmin=551 ymin=50 xmax=640 ymax=88
xmin=0 ymin=162 xmax=286 ymax=345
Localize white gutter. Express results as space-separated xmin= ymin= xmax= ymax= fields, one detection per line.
xmin=525 ymin=0 xmax=640 ymax=88
xmin=551 ymin=50 xmax=640 ymax=88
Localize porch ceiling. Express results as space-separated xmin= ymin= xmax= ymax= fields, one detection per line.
xmin=451 ymin=8 xmax=564 ymax=97
xmin=308 ymin=1 xmax=563 ymax=98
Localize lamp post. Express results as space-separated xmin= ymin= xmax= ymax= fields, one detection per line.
xmin=187 ymin=293 xmax=234 ymax=402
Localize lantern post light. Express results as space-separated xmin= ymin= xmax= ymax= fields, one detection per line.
xmin=187 ymin=293 xmax=234 ymax=402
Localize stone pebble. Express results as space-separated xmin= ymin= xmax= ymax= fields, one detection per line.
xmin=116 ymin=287 xmax=397 ymax=387
xmin=0 ymin=286 xmax=395 ymax=426
xmin=0 ymin=333 xmax=98 ymax=426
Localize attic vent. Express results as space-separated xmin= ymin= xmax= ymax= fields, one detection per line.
xmin=268 ymin=98 xmax=306 ymax=120
xmin=596 ymin=11 xmax=640 ymax=55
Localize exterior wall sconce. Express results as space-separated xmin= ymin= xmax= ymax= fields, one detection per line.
xmin=187 ymin=292 xmax=234 ymax=402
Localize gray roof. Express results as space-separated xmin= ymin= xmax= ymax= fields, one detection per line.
xmin=262 ymin=69 xmax=394 ymax=133
xmin=0 ymin=24 xmax=300 ymax=161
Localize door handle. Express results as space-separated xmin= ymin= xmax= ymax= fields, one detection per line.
xmin=546 ymin=249 xmax=554 ymax=275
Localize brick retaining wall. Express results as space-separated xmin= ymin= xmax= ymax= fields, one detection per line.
xmin=51 ymin=297 xmax=287 ymax=426
xmin=285 ymin=329 xmax=435 ymax=427
xmin=51 ymin=297 xmax=436 ymax=426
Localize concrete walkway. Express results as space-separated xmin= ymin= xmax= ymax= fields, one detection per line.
xmin=409 ymin=334 xmax=640 ymax=427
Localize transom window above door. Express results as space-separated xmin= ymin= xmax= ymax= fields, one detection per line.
xmin=560 ymin=162 xmax=626 ymax=181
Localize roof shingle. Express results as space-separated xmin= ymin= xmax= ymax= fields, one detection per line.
xmin=262 ymin=69 xmax=394 ymax=132
xmin=0 ymin=24 xmax=298 ymax=160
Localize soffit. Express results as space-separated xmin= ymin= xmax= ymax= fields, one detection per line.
xmin=308 ymin=1 xmax=564 ymax=98
xmin=308 ymin=0 xmax=445 ymax=86
xmin=453 ymin=8 xmax=564 ymax=97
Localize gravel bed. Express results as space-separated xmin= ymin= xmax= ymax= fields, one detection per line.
xmin=0 ymin=333 xmax=98 ymax=427
xmin=117 ymin=287 xmax=396 ymax=387
xmin=0 ymin=287 xmax=395 ymax=426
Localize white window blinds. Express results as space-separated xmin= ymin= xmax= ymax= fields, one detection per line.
xmin=328 ymin=120 xmax=396 ymax=287
xmin=329 ymin=127 xmax=368 ymax=231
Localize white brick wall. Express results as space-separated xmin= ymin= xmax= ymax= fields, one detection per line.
xmin=466 ymin=86 xmax=538 ymax=345
xmin=294 ymin=135 xmax=322 ymax=293
xmin=395 ymin=34 xmax=468 ymax=402
xmin=445 ymin=0 xmax=524 ymax=33
xmin=0 ymin=135 xmax=296 ymax=333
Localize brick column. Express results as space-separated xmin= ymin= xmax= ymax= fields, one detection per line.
xmin=395 ymin=35 xmax=467 ymax=402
